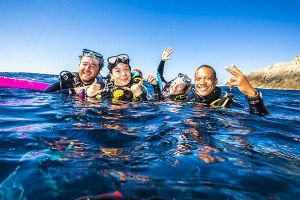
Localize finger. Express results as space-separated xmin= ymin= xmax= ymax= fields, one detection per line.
xmin=231 ymin=64 xmax=244 ymax=75
xmin=225 ymin=82 xmax=231 ymax=87
xmin=146 ymin=75 xmax=153 ymax=81
xmin=229 ymin=79 xmax=238 ymax=86
xmin=226 ymin=82 xmax=236 ymax=87
xmin=123 ymin=87 xmax=131 ymax=91
xmin=225 ymin=67 xmax=239 ymax=76
xmin=93 ymin=78 xmax=98 ymax=84
xmin=148 ymin=77 xmax=154 ymax=83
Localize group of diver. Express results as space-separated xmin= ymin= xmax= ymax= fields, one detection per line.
xmin=44 ymin=48 xmax=268 ymax=116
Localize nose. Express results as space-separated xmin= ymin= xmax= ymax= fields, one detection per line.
xmin=121 ymin=70 xmax=127 ymax=77
xmin=84 ymin=64 xmax=92 ymax=70
xmin=199 ymin=78 xmax=205 ymax=85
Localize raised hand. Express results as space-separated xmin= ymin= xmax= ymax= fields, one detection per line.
xmin=161 ymin=47 xmax=174 ymax=61
xmin=86 ymin=79 xmax=101 ymax=97
xmin=144 ymin=74 xmax=158 ymax=85
xmin=225 ymin=65 xmax=257 ymax=96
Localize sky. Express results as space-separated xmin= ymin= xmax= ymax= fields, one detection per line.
xmin=0 ymin=0 xmax=299 ymax=84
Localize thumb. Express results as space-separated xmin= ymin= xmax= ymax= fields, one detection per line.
xmin=93 ymin=78 xmax=98 ymax=84
xmin=225 ymin=82 xmax=233 ymax=87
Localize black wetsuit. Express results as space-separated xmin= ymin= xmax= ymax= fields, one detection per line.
xmin=193 ymin=87 xmax=269 ymax=116
xmin=43 ymin=71 xmax=101 ymax=94
xmin=98 ymin=74 xmax=147 ymax=102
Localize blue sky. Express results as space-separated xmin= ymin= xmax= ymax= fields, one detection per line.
xmin=0 ymin=0 xmax=299 ymax=83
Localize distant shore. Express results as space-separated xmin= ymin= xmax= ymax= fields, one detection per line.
xmin=247 ymin=55 xmax=300 ymax=90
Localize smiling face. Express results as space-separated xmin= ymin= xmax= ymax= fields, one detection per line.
xmin=169 ymin=77 xmax=187 ymax=95
xmin=194 ymin=67 xmax=217 ymax=97
xmin=78 ymin=56 xmax=100 ymax=84
xmin=110 ymin=63 xmax=132 ymax=86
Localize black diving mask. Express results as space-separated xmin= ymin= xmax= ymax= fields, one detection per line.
xmin=107 ymin=54 xmax=130 ymax=71
xmin=108 ymin=54 xmax=130 ymax=65
xmin=178 ymin=73 xmax=192 ymax=84
xmin=81 ymin=49 xmax=104 ymax=63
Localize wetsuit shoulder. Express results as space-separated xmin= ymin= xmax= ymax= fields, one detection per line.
xmin=43 ymin=71 xmax=82 ymax=94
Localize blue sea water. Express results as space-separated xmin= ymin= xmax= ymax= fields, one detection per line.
xmin=0 ymin=72 xmax=299 ymax=200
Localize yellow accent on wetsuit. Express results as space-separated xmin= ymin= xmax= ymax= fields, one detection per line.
xmin=133 ymin=77 xmax=143 ymax=85
xmin=210 ymin=93 xmax=234 ymax=108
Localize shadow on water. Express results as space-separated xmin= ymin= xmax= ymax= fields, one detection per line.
xmin=0 ymin=73 xmax=300 ymax=199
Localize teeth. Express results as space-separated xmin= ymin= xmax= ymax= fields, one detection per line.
xmin=200 ymin=87 xmax=207 ymax=91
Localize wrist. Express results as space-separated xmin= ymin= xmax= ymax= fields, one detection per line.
xmin=133 ymin=90 xmax=143 ymax=97
xmin=246 ymin=91 xmax=263 ymax=105
xmin=244 ymin=88 xmax=257 ymax=96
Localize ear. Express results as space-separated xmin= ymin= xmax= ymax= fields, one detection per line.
xmin=215 ymin=78 xmax=218 ymax=84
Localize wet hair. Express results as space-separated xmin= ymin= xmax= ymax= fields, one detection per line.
xmin=79 ymin=55 xmax=104 ymax=70
xmin=195 ymin=65 xmax=217 ymax=79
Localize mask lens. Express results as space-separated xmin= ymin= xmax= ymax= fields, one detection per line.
xmin=108 ymin=56 xmax=118 ymax=65
xmin=178 ymin=73 xmax=191 ymax=83
xmin=82 ymin=49 xmax=103 ymax=60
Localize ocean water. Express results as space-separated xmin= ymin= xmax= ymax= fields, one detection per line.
xmin=0 ymin=72 xmax=299 ymax=200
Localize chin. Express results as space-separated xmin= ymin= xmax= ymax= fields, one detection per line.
xmin=118 ymin=80 xmax=130 ymax=86
xmin=196 ymin=90 xmax=209 ymax=97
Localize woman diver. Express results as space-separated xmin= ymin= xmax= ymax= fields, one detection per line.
xmin=156 ymin=47 xmax=192 ymax=101
xmin=86 ymin=54 xmax=147 ymax=102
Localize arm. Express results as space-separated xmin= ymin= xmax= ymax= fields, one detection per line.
xmin=43 ymin=81 xmax=61 ymax=93
xmin=156 ymin=47 xmax=173 ymax=91
xmin=44 ymin=71 xmax=79 ymax=94
xmin=225 ymin=65 xmax=269 ymax=115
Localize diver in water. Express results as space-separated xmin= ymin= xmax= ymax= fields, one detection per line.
xmin=156 ymin=47 xmax=192 ymax=101
xmin=86 ymin=54 xmax=148 ymax=102
xmin=193 ymin=64 xmax=268 ymax=115
xmin=43 ymin=49 xmax=104 ymax=95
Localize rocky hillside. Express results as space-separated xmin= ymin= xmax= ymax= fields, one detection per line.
xmin=247 ymin=55 xmax=300 ymax=90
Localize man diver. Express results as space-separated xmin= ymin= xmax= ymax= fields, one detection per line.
xmin=86 ymin=54 xmax=148 ymax=101
xmin=193 ymin=64 xmax=268 ymax=115
xmin=156 ymin=47 xmax=192 ymax=101
xmin=44 ymin=49 xmax=104 ymax=94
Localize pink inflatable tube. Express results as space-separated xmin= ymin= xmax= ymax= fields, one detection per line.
xmin=0 ymin=76 xmax=50 ymax=91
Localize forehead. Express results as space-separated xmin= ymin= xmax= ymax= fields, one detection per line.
xmin=195 ymin=67 xmax=215 ymax=78
xmin=173 ymin=77 xmax=186 ymax=85
xmin=113 ymin=63 xmax=130 ymax=70
xmin=81 ymin=56 xmax=100 ymax=65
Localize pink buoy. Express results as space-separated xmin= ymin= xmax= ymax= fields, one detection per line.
xmin=0 ymin=76 xmax=51 ymax=91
